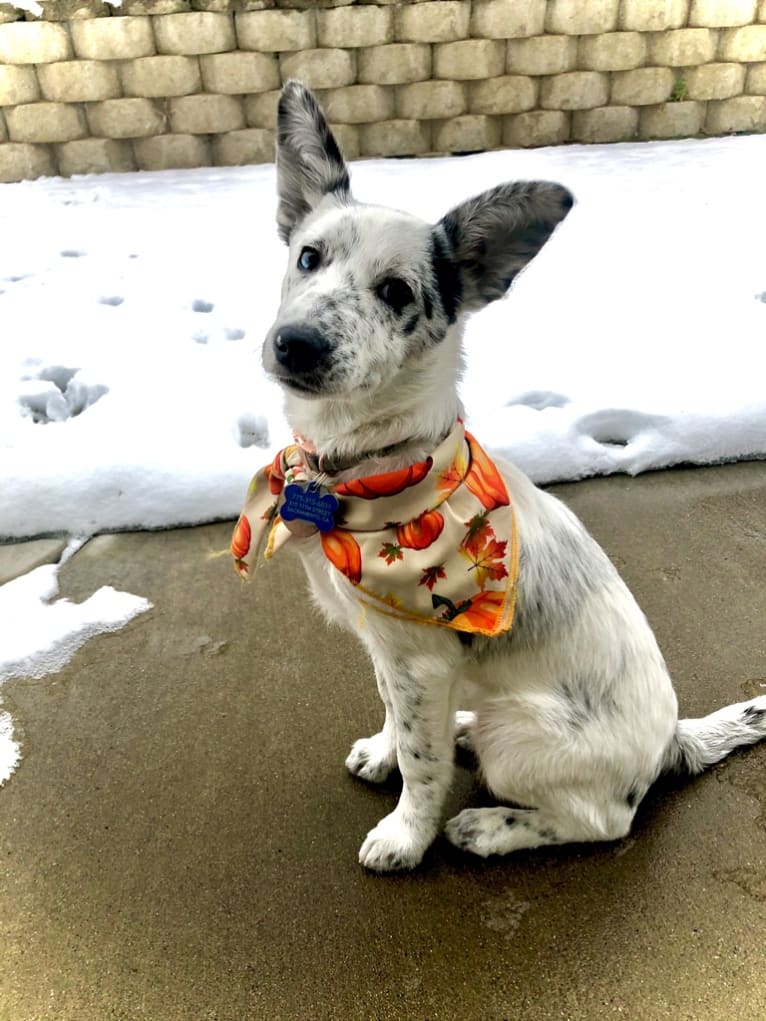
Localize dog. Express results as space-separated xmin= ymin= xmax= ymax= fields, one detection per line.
xmin=238 ymin=80 xmax=766 ymax=872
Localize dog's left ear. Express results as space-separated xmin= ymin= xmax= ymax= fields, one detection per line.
xmin=436 ymin=182 xmax=574 ymax=313
xmin=276 ymin=80 xmax=352 ymax=244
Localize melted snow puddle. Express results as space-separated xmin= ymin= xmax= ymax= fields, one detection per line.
xmin=0 ymin=538 xmax=152 ymax=786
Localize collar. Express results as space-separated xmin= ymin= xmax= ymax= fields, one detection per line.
xmin=292 ymin=431 xmax=426 ymax=476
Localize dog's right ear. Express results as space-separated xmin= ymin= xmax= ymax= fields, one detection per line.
xmin=276 ymin=80 xmax=351 ymax=244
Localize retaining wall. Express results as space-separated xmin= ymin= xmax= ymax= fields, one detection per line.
xmin=1 ymin=0 xmax=765 ymax=182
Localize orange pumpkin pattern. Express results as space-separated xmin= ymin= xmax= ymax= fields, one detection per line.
xmin=396 ymin=509 xmax=444 ymax=550
xmin=334 ymin=457 xmax=432 ymax=499
xmin=266 ymin=467 xmax=283 ymax=496
xmin=463 ymin=432 xmax=509 ymax=511
xmin=232 ymin=421 xmax=517 ymax=636
xmin=231 ymin=514 xmax=252 ymax=572
xmin=320 ymin=528 xmax=363 ymax=585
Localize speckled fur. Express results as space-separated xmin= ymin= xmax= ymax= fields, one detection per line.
xmin=260 ymin=82 xmax=766 ymax=872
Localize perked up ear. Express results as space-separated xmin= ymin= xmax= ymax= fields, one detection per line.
xmin=436 ymin=182 xmax=574 ymax=312
xmin=276 ymin=79 xmax=352 ymax=244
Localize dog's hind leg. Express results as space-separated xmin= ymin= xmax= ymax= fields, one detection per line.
xmin=445 ymin=793 xmax=635 ymax=858
xmin=346 ymin=663 xmax=398 ymax=783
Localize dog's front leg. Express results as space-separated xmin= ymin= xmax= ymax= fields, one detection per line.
xmin=346 ymin=662 xmax=398 ymax=783
xmin=357 ymin=651 xmax=458 ymax=872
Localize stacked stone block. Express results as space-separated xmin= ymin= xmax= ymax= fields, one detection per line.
xmin=0 ymin=0 xmax=764 ymax=182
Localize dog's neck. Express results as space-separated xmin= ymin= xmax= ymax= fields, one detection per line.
xmin=282 ymin=337 xmax=464 ymax=480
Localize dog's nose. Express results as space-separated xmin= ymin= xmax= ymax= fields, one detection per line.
xmin=273 ymin=325 xmax=330 ymax=376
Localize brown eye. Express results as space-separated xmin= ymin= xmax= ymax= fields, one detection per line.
xmin=298 ymin=246 xmax=321 ymax=272
xmin=377 ymin=277 xmax=414 ymax=313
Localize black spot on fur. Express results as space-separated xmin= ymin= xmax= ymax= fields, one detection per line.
xmin=441 ymin=214 xmax=461 ymax=250
xmin=626 ymin=787 xmax=639 ymax=808
xmin=507 ymin=522 xmax=618 ymax=651
xmin=457 ymin=632 xmax=474 ymax=648
xmin=560 ymin=680 xmax=598 ymax=731
xmin=402 ymin=312 xmax=419 ymax=335
xmin=742 ymin=705 xmax=766 ymax=724
xmin=430 ymin=233 xmax=461 ymax=325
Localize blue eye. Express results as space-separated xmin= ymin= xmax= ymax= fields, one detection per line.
xmin=298 ymin=246 xmax=321 ymax=272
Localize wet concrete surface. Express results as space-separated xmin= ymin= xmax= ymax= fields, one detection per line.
xmin=0 ymin=537 xmax=68 ymax=586
xmin=1 ymin=462 xmax=765 ymax=1020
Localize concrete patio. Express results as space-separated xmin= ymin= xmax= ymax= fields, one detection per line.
xmin=1 ymin=462 xmax=765 ymax=1021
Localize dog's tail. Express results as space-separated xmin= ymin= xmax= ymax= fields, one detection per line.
xmin=663 ymin=696 xmax=766 ymax=775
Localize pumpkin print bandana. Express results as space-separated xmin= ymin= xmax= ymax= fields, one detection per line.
xmin=231 ymin=421 xmax=518 ymax=637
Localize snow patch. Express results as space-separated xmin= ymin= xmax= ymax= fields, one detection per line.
xmin=11 ymin=1 xmax=43 ymax=14
xmin=0 ymin=539 xmax=151 ymax=683
xmin=0 ymin=711 xmax=21 ymax=788
xmin=0 ymin=539 xmax=152 ymax=786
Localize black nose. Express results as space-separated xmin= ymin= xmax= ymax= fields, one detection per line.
xmin=273 ymin=325 xmax=330 ymax=376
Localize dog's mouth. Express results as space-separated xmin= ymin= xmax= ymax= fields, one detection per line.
xmin=272 ymin=372 xmax=325 ymax=398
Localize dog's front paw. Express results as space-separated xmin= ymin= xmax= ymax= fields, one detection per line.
xmin=345 ymin=734 xmax=397 ymax=784
xmin=358 ymin=812 xmax=430 ymax=872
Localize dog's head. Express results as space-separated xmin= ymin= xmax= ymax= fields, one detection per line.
xmin=264 ymin=80 xmax=573 ymax=418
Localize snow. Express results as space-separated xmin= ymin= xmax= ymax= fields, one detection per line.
xmin=0 ymin=711 xmax=19 ymax=788
xmin=1 ymin=135 xmax=765 ymax=540
xmin=10 ymin=1 xmax=43 ymax=14
xmin=0 ymin=538 xmax=151 ymax=786
xmin=8 ymin=1 xmax=121 ymax=14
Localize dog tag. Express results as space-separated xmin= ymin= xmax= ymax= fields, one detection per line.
xmin=281 ymin=482 xmax=339 ymax=533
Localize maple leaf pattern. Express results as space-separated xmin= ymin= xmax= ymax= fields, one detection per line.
xmin=379 ymin=541 xmax=404 ymax=565
xmin=436 ymin=447 xmax=468 ymax=494
xmin=462 ymin=511 xmax=493 ymax=553
xmin=459 ymin=533 xmax=508 ymax=589
xmin=419 ymin=564 xmax=446 ymax=591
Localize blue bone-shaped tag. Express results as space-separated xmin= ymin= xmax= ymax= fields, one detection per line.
xmin=281 ymin=482 xmax=339 ymax=533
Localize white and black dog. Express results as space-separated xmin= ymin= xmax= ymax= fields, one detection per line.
xmin=257 ymin=80 xmax=766 ymax=872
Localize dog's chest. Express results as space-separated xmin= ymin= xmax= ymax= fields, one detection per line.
xmin=296 ymin=539 xmax=362 ymax=630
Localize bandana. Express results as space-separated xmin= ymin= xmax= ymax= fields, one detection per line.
xmin=231 ymin=421 xmax=518 ymax=637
